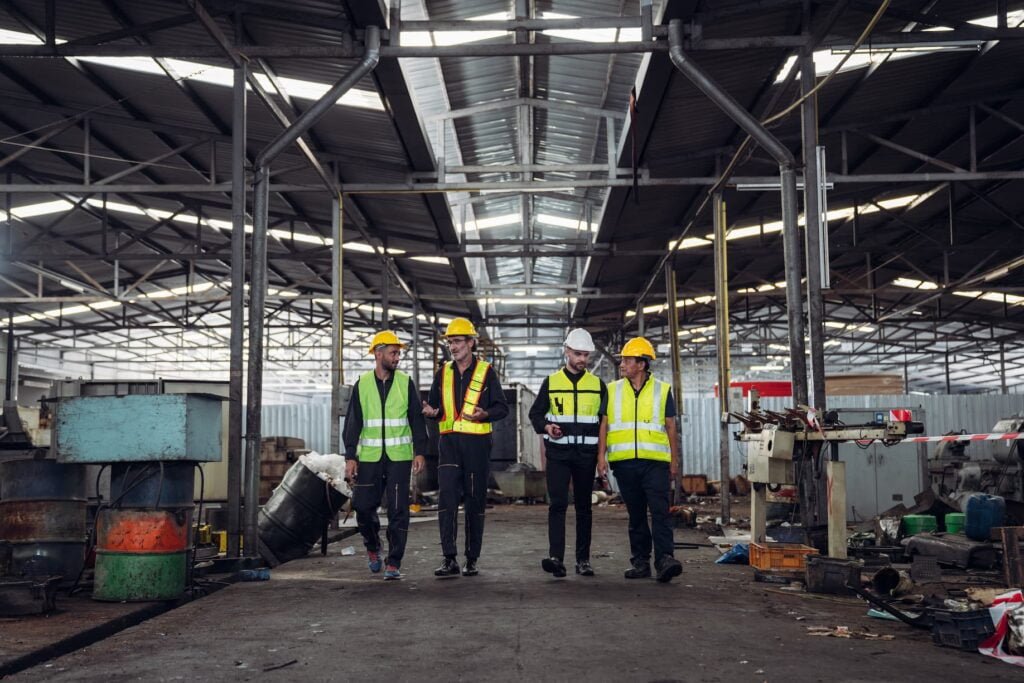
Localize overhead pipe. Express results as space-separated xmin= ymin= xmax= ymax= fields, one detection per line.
xmin=243 ymin=27 xmax=380 ymax=555
xmin=667 ymin=19 xmax=808 ymax=404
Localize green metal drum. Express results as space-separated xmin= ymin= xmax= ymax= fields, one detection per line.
xmin=93 ymin=550 xmax=186 ymax=602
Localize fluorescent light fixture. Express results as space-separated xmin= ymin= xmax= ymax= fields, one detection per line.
xmin=402 ymin=11 xmax=510 ymax=47
xmin=58 ymin=279 xmax=86 ymax=293
xmin=507 ymin=345 xmax=552 ymax=354
xmin=0 ymin=28 xmax=382 ymax=111
xmin=410 ymin=256 xmax=450 ymax=265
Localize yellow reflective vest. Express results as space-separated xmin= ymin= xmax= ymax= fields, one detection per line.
xmin=356 ymin=370 xmax=414 ymax=462
xmin=606 ymin=375 xmax=672 ymax=463
xmin=544 ymin=369 xmax=602 ymax=450
xmin=438 ymin=359 xmax=493 ymax=435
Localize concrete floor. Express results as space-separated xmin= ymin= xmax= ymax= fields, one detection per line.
xmin=12 ymin=506 xmax=1013 ymax=681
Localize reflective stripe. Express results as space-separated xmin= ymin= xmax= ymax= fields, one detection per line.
xmin=544 ymin=434 xmax=600 ymax=445
xmin=383 ymin=436 xmax=413 ymax=447
xmin=607 ymin=441 xmax=671 ymax=454
xmin=607 ymin=421 xmax=665 ymax=433
xmin=365 ymin=418 xmax=409 ymax=428
xmin=439 ymin=360 xmax=493 ymax=435
xmin=652 ymin=381 xmax=663 ymax=423
xmin=545 ymin=414 xmax=599 ymax=424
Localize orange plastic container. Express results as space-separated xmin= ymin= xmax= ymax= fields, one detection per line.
xmin=749 ymin=542 xmax=819 ymax=572
xmin=96 ymin=509 xmax=190 ymax=554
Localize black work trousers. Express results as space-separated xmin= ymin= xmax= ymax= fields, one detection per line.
xmin=611 ymin=459 xmax=674 ymax=566
xmin=437 ymin=433 xmax=491 ymax=560
xmin=352 ymin=455 xmax=412 ymax=568
xmin=546 ymin=451 xmax=596 ymax=562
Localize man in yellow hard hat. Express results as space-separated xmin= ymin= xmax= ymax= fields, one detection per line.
xmin=421 ymin=317 xmax=508 ymax=577
xmin=528 ymin=327 xmax=606 ymax=578
xmin=598 ymin=336 xmax=683 ymax=583
xmin=343 ymin=330 xmax=427 ymax=580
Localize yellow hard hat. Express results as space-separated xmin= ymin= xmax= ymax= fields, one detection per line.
xmin=368 ymin=330 xmax=405 ymax=354
xmin=444 ymin=317 xmax=478 ymax=338
xmin=620 ymin=336 xmax=656 ymax=360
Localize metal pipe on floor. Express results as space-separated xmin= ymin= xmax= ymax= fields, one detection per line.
xmin=667 ymin=18 xmax=807 ymax=405
xmin=227 ymin=63 xmax=247 ymax=558
xmin=245 ymin=28 xmax=380 ymax=555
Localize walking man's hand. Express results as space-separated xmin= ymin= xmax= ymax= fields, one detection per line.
xmin=421 ymin=400 xmax=440 ymax=418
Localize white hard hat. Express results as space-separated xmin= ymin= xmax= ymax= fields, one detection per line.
xmin=564 ymin=328 xmax=595 ymax=352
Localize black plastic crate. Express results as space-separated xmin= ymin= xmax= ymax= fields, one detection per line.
xmin=930 ymin=609 xmax=996 ymax=651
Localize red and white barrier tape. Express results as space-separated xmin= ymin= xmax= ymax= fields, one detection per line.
xmin=904 ymin=432 xmax=1022 ymax=443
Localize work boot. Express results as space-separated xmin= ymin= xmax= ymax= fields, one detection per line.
xmin=383 ymin=565 xmax=401 ymax=581
xmin=434 ymin=557 xmax=461 ymax=577
xmin=624 ymin=560 xmax=651 ymax=579
xmin=542 ymin=557 xmax=567 ymax=578
xmin=575 ymin=560 xmax=595 ymax=576
xmin=462 ymin=559 xmax=479 ymax=576
xmin=367 ymin=550 xmax=382 ymax=573
xmin=655 ymin=556 xmax=683 ymax=583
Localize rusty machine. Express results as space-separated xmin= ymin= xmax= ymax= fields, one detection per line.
xmin=732 ymin=390 xmax=923 ymax=558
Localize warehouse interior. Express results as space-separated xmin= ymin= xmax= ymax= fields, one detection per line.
xmin=1 ymin=0 xmax=1024 ymax=678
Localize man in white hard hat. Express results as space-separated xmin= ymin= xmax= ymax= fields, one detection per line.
xmin=528 ymin=328 xmax=608 ymax=578
xmin=343 ymin=330 xmax=427 ymax=580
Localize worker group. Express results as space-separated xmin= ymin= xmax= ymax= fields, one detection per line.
xmin=342 ymin=320 xmax=684 ymax=583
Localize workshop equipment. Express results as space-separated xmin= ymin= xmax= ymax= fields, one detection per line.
xmin=53 ymin=393 xmax=222 ymax=601
xmin=734 ymin=391 xmax=922 ymax=558
xmin=0 ymin=458 xmax=87 ymax=584
xmin=258 ymin=457 xmax=347 ymax=567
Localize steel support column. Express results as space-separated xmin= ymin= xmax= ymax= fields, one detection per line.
xmin=665 ymin=267 xmax=684 ymax=504
xmin=227 ymin=63 xmax=247 ymax=558
xmin=667 ymin=19 xmax=807 ymax=404
xmin=801 ymin=53 xmax=826 ymax=409
xmin=713 ymin=193 xmax=731 ymax=523
xmin=244 ymin=27 xmax=379 ymax=555
xmin=330 ymin=195 xmax=344 ymax=454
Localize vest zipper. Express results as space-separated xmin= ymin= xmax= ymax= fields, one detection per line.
xmin=633 ymin=387 xmax=640 ymax=459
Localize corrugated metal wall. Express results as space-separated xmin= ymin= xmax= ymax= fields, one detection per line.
xmin=679 ymin=394 xmax=1024 ymax=478
xmin=262 ymin=403 xmax=334 ymax=454
xmin=262 ymin=394 xmax=1023 ymax=474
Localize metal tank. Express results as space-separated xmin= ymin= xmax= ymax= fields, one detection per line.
xmin=0 ymin=458 xmax=87 ymax=583
xmin=257 ymin=459 xmax=347 ymax=567
xmin=93 ymin=508 xmax=190 ymax=601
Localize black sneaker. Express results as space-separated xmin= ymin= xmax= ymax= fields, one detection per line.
xmin=434 ymin=558 xmax=461 ymax=577
xmin=462 ymin=559 xmax=479 ymax=576
xmin=624 ymin=561 xmax=651 ymax=579
xmin=542 ymin=557 xmax=567 ymax=578
xmin=655 ymin=556 xmax=683 ymax=583
xmin=575 ymin=560 xmax=595 ymax=576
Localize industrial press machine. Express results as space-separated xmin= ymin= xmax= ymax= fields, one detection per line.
xmin=733 ymin=390 xmax=923 ymax=558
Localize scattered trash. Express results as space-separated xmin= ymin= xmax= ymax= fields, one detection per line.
xmin=715 ymin=543 xmax=749 ymax=565
xmin=238 ymin=568 xmax=271 ymax=581
xmin=341 ymin=546 xmax=357 ymax=556
xmin=806 ymin=626 xmax=894 ymax=640
xmin=868 ymin=608 xmax=912 ymax=622
xmin=262 ymin=659 xmax=299 ymax=673
xmin=979 ymin=590 xmax=1024 ymax=666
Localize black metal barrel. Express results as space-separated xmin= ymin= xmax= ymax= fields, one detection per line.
xmin=257 ymin=460 xmax=347 ymax=567
xmin=109 ymin=462 xmax=195 ymax=508
xmin=0 ymin=459 xmax=87 ymax=582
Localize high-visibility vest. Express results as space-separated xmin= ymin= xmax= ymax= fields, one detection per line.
xmin=438 ymin=359 xmax=493 ymax=435
xmin=606 ymin=376 xmax=671 ymax=463
xmin=356 ymin=370 xmax=414 ymax=462
xmin=544 ymin=369 xmax=602 ymax=451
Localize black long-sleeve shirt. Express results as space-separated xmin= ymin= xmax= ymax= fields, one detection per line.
xmin=425 ymin=357 xmax=508 ymax=425
xmin=343 ymin=373 xmax=428 ymax=460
